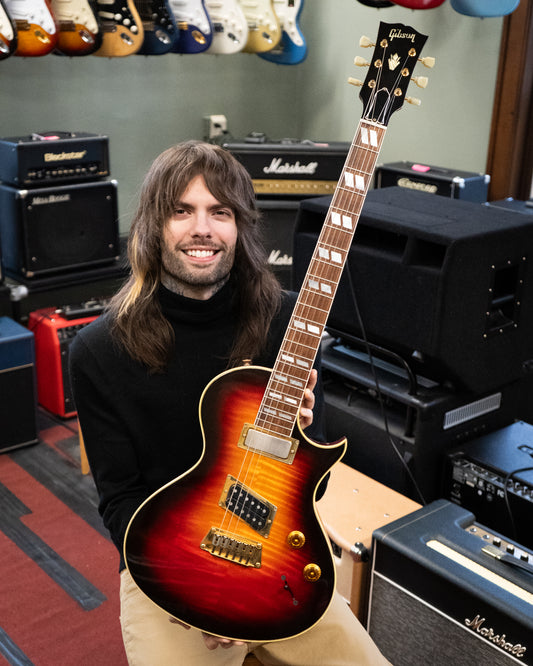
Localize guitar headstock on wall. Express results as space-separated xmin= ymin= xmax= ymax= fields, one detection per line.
xmin=349 ymin=22 xmax=434 ymax=127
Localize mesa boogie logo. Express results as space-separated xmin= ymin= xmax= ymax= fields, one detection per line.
xmin=263 ymin=157 xmax=318 ymax=176
xmin=465 ymin=615 xmax=527 ymax=658
xmin=31 ymin=194 xmax=71 ymax=205
xmin=397 ymin=177 xmax=438 ymax=194
xmin=44 ymin=150 xmax=87 ymax=162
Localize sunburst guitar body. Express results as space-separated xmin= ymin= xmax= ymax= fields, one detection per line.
xmin=51 ymin=0 xmax=102 ymax=55
xmin=5 ymin=0 xmax=58 ymax=56
xmin=166 ymin=0 xmax=212 ymax=53
xmin=239 ymin=0 xmax=280 ymax=53
xmin=0 ymin=0 xmax=17 ymax=58
xmin=124 ymin=21 xmax=431 ymax=643
xmin=134 ymin=0 xmax=178 ymax=54
xmin=93 ymin=0 xmax=143 ymax=56
xmin=204 ymin=0 xmax=247 ymax=54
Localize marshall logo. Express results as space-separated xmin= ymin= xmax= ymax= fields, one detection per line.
xmin=44 ymin=150 xmax=87 ymax=162
xmin=31 ymin=194 xmax=71 ymax=205
xmin=465 ymin=615 xmax=527 ymax=658
xmin=397 ymin=177 xmax=438 ymax=195
xmin=389 ymin=28 xmax=416 ymax=43
xmin=263 ymin=157 xmax=318 ymax=176
xmin=268 ymin=250 xmax=292 ymax=266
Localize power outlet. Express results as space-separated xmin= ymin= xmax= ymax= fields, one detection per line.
xmin=204 ymin=114 xmax=228 ymax=141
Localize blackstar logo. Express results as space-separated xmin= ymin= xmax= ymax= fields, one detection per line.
xmin=268 ymin=250 xmax=292 ymax=266
xmin=32 ymin=194 xmax=71 ymax=205
xmin=44 ymin=150 xmax=87 ymax=162
xmin=389 ymin=28 xmax=416 ymax=43
xmin=465 ymin=615 xmax=527 ymax=658
xmin=397 ymin=177 xmax=438 ymax=194
xmin=263 ymin=157 xmax=318 ymax=176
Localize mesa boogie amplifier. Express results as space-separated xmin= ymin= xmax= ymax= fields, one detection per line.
xmin=445 ymin=421 xmax=533 ymax=550
xmin=368 ymin=500 xmax=533 ymax=665
xmin=29 ymin=304 xmax=103 ymax=418
xmin=223 ymin=138 xmax=349 ymax=197
xmin=0 ymin=131 xmax=110 ymax=187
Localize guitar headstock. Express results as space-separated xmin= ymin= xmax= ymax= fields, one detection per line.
xmin=352 ymin=22 xmax=429 ymax=127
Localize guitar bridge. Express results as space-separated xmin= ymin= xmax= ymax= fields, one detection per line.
xmin=201 ymin=527 xmax=262 ymax=568
xmin=219 ymin=475 xmax=276 ymax=537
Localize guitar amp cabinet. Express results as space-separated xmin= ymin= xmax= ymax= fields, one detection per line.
xmin=29 ymin=305 xmax=103 ymax=418
xmin=0 ymin=131 xmax=110 ymax=187
xmin=444 ymin=421 xmax=533 ymax=550
xmin=368 ymin=499 xmax=533 ymax=665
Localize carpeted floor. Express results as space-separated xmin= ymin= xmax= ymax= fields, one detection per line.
xmin=0 ymin=410 xmax=127 ymax=666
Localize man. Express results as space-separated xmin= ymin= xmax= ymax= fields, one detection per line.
xmin=70 ymin=140 xmax=390 ymax=665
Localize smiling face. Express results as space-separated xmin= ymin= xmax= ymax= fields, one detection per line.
xmin=160 ymin=174 xmax=238 ymax=300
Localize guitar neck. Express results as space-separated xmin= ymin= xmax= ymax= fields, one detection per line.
xmin=255 ymin=119 xmax=387 ymax=438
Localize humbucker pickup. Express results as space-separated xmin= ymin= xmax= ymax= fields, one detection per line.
xmin=219 ymin=475 xmax=277 ymax=537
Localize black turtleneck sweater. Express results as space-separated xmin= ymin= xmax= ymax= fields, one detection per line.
xmin=69 ymin=283 xmax=326 ymax=569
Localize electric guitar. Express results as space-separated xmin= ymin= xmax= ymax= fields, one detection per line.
xmin=167 ymin=0 xmax=213 ymax=53
xmin=239 ymin=0 xmax=281 ymax=53
xmin=450 ymin=0 xmax=520 ymax=17
xmin=391 ymin=0 xmax=446 ymax=8
xmin=124 ymin=20 xmax=430 ymax=643
xmin=51 ymin=0 xmax=102 ymax=55
xmin=134 ymin=0 xmax=178 ymax=54
xmin=204 ymin=0 xmax=247 ymax=54
xmin=5 ymin=0 xmax=58 ymax=56
xmin=258 ymin=0 xmax=306 ymax=65
xmin=92 ymin=0 xmax=144 ymax=56
xmin=0 ymin=0 xmax=17 ymax=58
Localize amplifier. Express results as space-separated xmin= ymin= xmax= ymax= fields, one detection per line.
xmin=445 ymin=421 xmax=533 ymax=550
xmin=0 ymin=179 xmax=119 ymax=279
xmin=224 ymin=138 xmax=349 ymax=197
xmin=368 ymin=499 xmax=533 ymax=665
xmin=0 ymin=131 xmax=110 ymax=187
xmin=375 ymin=160 xmax=490 ymax=203
xmin=0 ymin=317 xmax=38 ymax=452
xmin=29 ymin=305 xmax=103 ymax=417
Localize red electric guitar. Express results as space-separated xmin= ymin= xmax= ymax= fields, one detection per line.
xmin=124 ymin=20 xmax=430 ymax=643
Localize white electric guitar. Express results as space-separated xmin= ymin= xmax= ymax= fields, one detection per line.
xmin=204 ymin=0 xmax=247 ymax=54
xmin=4 ymin=0 xmax=58 ymax=55
xmin=238 ymin=0 xmax=280 ymax=53
xmin=0 ymin=0 xmax=17 ymax=58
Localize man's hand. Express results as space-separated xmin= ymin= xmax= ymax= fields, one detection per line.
xmin=299 ymin=368 xmax=317 ymax=430
xmin=169 ymin=618 xmax=247 ymax=651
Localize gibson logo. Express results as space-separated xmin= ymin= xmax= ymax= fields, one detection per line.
xmin=44 ymin=150 xmax=87 ymax=162
xmin=465 ymin=615 xmax=526 ymax=658
xmin=389 ymin=28 xmax=416 ymax=43
xmin=397 ymin=177 xmax=438 ymax=194
xmin=263 ymin=158 xmax=318 ymax=176
xmin=32 ymin=194 xmax=71 ymax=205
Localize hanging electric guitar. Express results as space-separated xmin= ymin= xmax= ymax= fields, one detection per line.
xmin=134 ymin=0 xmax=178 ymax=55
xmin=391 ymin=0 xmax=446 ymax=8
xmin=0 ymin=0 xmax=17 ymax=58
xmin=166 ymin=0 xmax=213 ymax=53
xmin=92 ymin=0 xmax=144 ymax=56
xmin=204 ymin=0 xmax=247 ymax=54
xmin=258 ymin=0 xmax=306 ymax=65
xmin=239 ymin=0 xmax=281 ymax=53
xmin=50 ymin=0 xmax=102 ymax=55
xmin=124 ymin=20 xmax=431 ymax=643
xmin=450 ymin=0 xmax=520 ymax=17
xmin=5 ymin=0 xmax=58 ymax=56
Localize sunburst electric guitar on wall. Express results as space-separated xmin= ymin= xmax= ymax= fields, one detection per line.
xmin=5 ymin=0 xmax=58 ymax=56
xmin=50 ymin=0 xmax=102 ymax=55
xmin=124 ymin=20 xmax=431 ymax=643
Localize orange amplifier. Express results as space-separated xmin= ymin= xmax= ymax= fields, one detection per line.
xmin=28 ymin=304 xmax=102 ymax=417
xmin=317 ymin=462 xmax=421 ymax=624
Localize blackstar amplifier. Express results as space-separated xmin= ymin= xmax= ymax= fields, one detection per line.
xmin=0 ymin=180 xmax=119 ymax=279
xmin=0 ymin=131 xmax=110 ymax=187
xmin=0 ymin=317 xmax=38 ymax=452
xmin=29 ymin=304 xmax=103 ymax=417
xmin=368 ymin=500 xmax=533 ymax=665
xmin=445 ymin=421 xmax=533 ymax=550
xmin=223 ymin=138 xmax=349 ymax=197
xmin=375 ymin=160 xmax=490 ymax=203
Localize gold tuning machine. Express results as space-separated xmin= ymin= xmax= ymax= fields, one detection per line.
xmin=411 ymin=75 xmax=429 ymax=89
xmin=359 ymin=35 xmax=374 ymax=48
xmin=347 ymin=77 xmax=363 ymax=88
xmin=406 ymin=96 xmax=422 ymax=107
xmin=419 ymin=56 xmax=436 ymax=69
xmin=353 ymin=56 xmax=369 ymax=67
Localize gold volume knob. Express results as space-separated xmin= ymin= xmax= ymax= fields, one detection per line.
xmin=303 ymin=563 xmax=321 ymax=582
xmin=287 ymin=531 xmax=306 ymax=549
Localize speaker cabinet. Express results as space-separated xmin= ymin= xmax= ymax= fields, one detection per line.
xmin=0 ymin=180 xmax=119 ymax=279
xmin=258 ymin=199 xmax=301 ymax=289
xmin=0 ymin=317 xmax=38 ymax=452
xmin=368 ymin=500 xmax=533 ymax=665
xmin=293 ymin=187 xmax=533 ymax=393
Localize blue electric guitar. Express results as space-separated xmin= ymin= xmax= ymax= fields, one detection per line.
xmin=450 ymin=0 xmax=519 ymax=16
xmin=135 ymin=0 xmax=179 ymax=54
xmin=258 ymin=0 xmax=306 ymax=65
xmin=167 ymin=0 xmax=213 ymax=53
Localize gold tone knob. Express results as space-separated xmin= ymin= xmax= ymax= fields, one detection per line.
xmin=303 ymin=563 xmax=321 ymax=582
xmin=287 ymin=531 xmax=306 ymax=549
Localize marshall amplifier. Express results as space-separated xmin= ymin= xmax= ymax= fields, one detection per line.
xmin=0 ymin=179 xmax=119 ymax=279
xmin=0 ymin=131 xmax=110 ymax=187
xmin=368 ymin=499 xmax=533 ymax=665
xmin=29 ymin=303 xmax=104 ymax=417
xmin=0 ymin=316 xmax=38 ymax=452
xmin=445 ymin=421 xmax=533 ymax=550
xmin=375 ymin=160 xmax=490 ymax=203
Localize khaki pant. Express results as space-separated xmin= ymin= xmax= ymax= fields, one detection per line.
xmin=119 ymin=569 xmax=390 ymax=665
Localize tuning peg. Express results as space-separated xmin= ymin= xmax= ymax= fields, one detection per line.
xmin=353 ymin=56 xmax=369 ymax=67
xmin=419 ymin=56 xmax=435 ymax=69
xmin=411 ymin=75 xmax=428 ymax=89
xmin=406 ymin=96 xmax=422 ymax=107
xmin=348 ymin=77 xmax=363 ymax=88
xmin=359 ymin=35 xmax=374 ymax=48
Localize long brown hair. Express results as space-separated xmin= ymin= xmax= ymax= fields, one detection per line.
xmin=108 ymin=140 xmax=282 ymax=372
